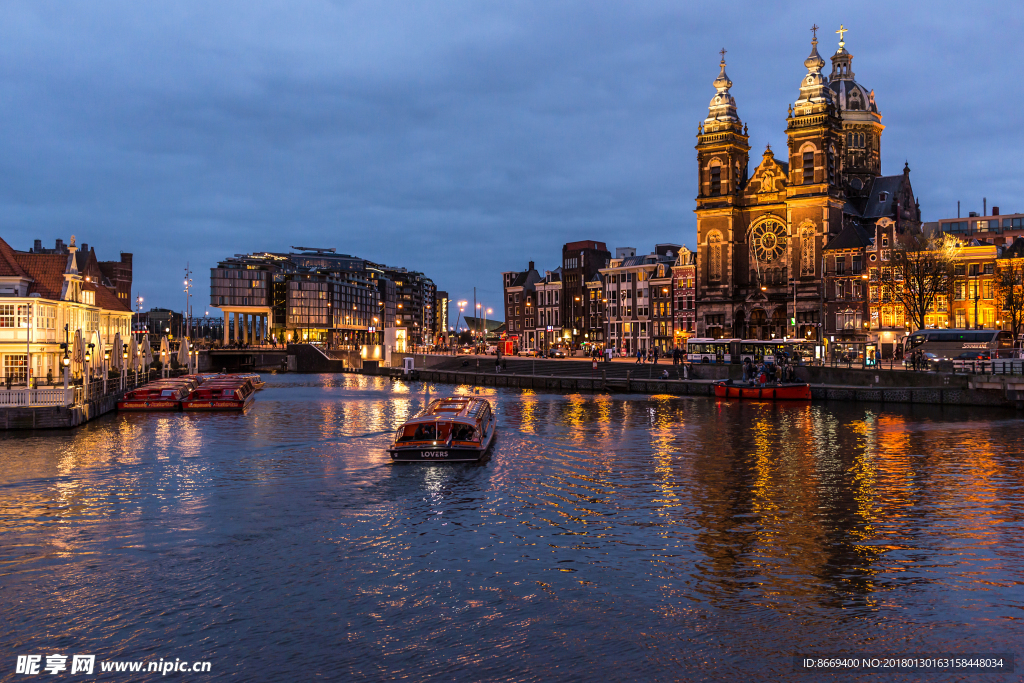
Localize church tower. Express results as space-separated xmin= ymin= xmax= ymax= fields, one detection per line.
xmin=827 ymin=25 xmax=884 ymax=198
xmin=695 ymin=51 xmax=749 ymax=329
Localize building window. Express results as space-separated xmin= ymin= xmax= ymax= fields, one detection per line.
xmin=707 ymin=232 xmax=723 ymax=281
xmin=710 ymin=165 xmax=722 ymax=195
xmin=803 ymin=151 xmax=815 ymax=183
xmin=801 ymin=228 xmax=815 ymax=276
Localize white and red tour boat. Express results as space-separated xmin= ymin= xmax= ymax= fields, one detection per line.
xmin=388 ymin=396 xmax=496 ymax=463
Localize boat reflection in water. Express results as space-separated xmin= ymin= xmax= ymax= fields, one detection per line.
xmin=388 ymin=396 xmax=495 ymax=462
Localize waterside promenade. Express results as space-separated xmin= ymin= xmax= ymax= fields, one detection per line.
xmin=383 ymin=352 xmax=1024 ymax=409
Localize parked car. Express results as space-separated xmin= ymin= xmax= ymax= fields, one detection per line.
xmin=517 ymin=348 xmax=539 ymax=356
xmin=486 ymin=345 xmax=497 ymax=355
xmin=955 ymin=350 xmax=991 ymax=361
xmin=548 ymin=347 xmax=567 ymax=359
xmin=903 ymin=352 xmax=941 ymax=370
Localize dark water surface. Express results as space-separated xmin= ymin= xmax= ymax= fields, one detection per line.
xmin=2 ymin=374 xmax=1023 ymax=681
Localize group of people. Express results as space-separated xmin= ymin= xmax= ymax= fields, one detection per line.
xmin=741 ymin=356 xmax=797 ymax=385
xmin=630 ymin=346 xmax=689 ymax=365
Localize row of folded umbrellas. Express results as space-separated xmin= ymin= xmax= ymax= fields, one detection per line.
xmin=67 ymin=329 xmax=196 ymax=373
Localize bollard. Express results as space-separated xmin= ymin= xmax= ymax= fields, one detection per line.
xmin=626 ymin=370 xmax=631 ymax=393
xmin=602 ymin=369 xmax=607 ymax=392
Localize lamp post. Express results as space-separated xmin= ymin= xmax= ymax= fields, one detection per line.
xmin=135 ymin=294 xmax=144 ymax=340
xmin=454 ymin=300 xmax=467 ymax=353
xmin=60 ymin=324 xmax=70 ymax=390
xmin=573 ymin=296 xmax=581 ymax=352
xmin=184 ymin=264 xmax=193 ymax=341
xmin=485 ymin=308 xmax=492 ymax=347
xmin=23 ymin=301 xmax=32 ymax=388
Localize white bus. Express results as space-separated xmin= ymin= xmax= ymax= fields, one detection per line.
xmin=686 ymin=338 xmax=741 ymax=364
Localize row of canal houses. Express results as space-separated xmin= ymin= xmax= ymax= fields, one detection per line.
xmin=503 ymin=227 xmax=1024 ymax=359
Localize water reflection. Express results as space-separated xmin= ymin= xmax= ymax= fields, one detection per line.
xmin=1 ymin=375 xmax=1022 ymax=680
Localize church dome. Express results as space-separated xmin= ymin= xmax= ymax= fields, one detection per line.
xmin=828 ymin=28 xmax=879 ymax=114
xmin=829 ymin=79 xmax=877 ymax=113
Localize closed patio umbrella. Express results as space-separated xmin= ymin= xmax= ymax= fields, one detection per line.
xmin=159 ymin=336 xmax=169 ymax=363
xmin=91 ymin=331 xmax=104 ymax=378
xmin=177 ymin=338 xmax=190 ymax=372
xmin=142 ymin=336 xmax=153 ymax=366
xmin=111 ymin=332 xmax=123 ymax=372
xmin=128 ymin=335 xmax=140 ymax=372
xmin=72 ymin=329 xmax=84 ymax=368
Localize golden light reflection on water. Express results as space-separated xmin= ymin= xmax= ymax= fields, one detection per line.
xmin=2 ymin=376 xmax=1023 ymax=676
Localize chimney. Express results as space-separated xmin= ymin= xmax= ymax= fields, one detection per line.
xmin=528 ymin=261 xmax=534 ymax=271
xmin=81 ymin=243 xmax=88 ymax=254
xmin=984 ymin=197 xmax=987 ymax=216
xmin=993 ymin=206 xmax=1000 ymax=216
xmin=33 ymin=239 xmax=41 ymax=252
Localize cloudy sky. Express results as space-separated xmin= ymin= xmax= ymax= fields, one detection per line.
xmin=1 ymin=1 xmax=1021 ymax=320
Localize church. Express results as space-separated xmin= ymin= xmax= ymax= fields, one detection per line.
xmin=694 ymin=26 xmax=920 ymax=341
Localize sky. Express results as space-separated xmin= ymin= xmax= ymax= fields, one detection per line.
xmin=1 ymin=1 xmax=1021 ymax=322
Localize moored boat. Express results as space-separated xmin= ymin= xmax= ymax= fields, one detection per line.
xmin=117 ymin=379 xmax=196 ymax=411
xmin=181 ymin=377 xmax=256 ymax=411
xmin=235 ymin=373 xmax=266 ymax=390
xmin=714 ymin=380 xmax=812 ymax=401
xmin=388 ymin=396 xmax=495 ymax=462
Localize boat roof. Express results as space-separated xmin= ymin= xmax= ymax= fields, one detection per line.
xmin=406 ymin=396 xmax=491 ymax=424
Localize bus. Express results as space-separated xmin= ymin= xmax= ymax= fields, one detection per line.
xmin=686 ymin=338 xmax=741 ymax=364
xmin=686 ymin=338 xmax=817 ymax=365
xmin=902 ymin=329 xmax=1014 ymax=359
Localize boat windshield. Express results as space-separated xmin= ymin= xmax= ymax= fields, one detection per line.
xmin=397 ymin=422 xmax=454 ymax=443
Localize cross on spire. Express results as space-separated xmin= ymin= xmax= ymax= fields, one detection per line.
xmin=719 ymin=47 xmax=727 ymax=62
xmin=810 ymin=24 xmax=819 ymax=42
xmin=836 ymin=24 xmax=847 ymax=44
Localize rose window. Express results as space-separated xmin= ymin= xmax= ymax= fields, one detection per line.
xmin=751 ymin=221 xmax=788 ymax=263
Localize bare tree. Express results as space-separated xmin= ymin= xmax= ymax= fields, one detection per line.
xmin=877 ymin=231 xmax=961 ymax=331
xmin=996 ymin=257 xmax=1024 ymax=344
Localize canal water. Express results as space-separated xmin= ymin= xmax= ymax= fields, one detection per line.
xmin=2 ymin=374 xmax=1022 ymax=681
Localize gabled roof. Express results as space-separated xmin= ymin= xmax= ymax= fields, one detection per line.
xmin=1003 ymin=237 xmax=1024 ymax=259
xmin=15 ymin=253 xmax=65 ymax=298
xmin=0 ymin=236 xmax=29 ymax=278
xmin=860 ymin=175 xmax=904 ymax=219
xmin=508 ymin=271 xmax=531 ymax=288
xmin=824 ymin=223 xmax=873 ymax=251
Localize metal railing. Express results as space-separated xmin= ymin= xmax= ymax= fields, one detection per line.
xmin=953 ymin=360 xmax=1024 ymax=375
xmin=0 ymin=387 xmax=76 ymax=407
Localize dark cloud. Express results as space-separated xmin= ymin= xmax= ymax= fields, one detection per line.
xmin=0 ymin=1 xmax=1020 ymax=318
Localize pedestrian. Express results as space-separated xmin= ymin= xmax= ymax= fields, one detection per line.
xmin=495 ymin=347 xmax=502 ymax=373
xmin=653 ymin=347 xmax=659 ymax=364
xmin=636 ymin=348 xmax=643 ymax=364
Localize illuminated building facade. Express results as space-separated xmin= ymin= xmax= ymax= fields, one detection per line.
xmin=671 ymin=247 xmax=697 ymax=345
xmin=0 ymin=235 xmax=133 ymax=384
xmin=695 ymin=29 xmax=920 ymax=343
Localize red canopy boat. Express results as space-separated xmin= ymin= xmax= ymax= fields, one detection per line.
xmin=117 ymin=380 xmax=196 ymax=411
xmin=714 ymin=380 xmax=812 ymax=401
xmin=181 ymin=378 xmax=256 ymax=411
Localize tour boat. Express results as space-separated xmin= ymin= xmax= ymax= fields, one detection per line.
xmin=388 ymin=396 xmax=496 ymax=462
xmin=235 ymin=373 xmax=266 ymax=390
xmin=714 ymin=379 xmax=812 ymax=401
xmin=117 ymin=380 xmax=196 ymax=411
xmin=182 ymin=378 xmax=256 ymax=411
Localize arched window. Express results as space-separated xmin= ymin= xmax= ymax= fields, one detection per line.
xmin=801 ymin=227 xmax=815 ymax=276
xmin=707 ymin=232 xmax=723 ymax=281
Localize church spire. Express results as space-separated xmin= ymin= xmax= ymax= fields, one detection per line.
xmin=704 ymin=49 xmax=740 ymax=131
xmin=793 ymin=25 xmax=834 ymax=113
